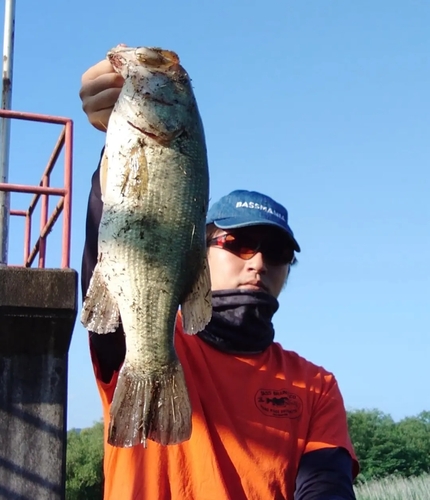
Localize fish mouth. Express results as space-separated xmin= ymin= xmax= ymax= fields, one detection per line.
xmin=107 ymin=52 xmax=126 ymax=72
xmin=107 ymin=46 xmax=180 ymax=72
xmin=107 ymin=45 xmax=130 ymax=71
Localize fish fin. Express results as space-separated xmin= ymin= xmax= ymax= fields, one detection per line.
xmin=181 ymin=256 xmax=212 ymax=334
xmin=121 ymin=142 xmax=148 ymax=200
xmin=108 ymin=360 xmax=192 ymax=447
xmin=100 ymin=149 xmax=109 ymax=202
xmin=81 ymin=262 xmax=120 ymax=333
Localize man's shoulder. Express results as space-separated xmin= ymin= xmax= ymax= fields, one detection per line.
xmin=272 ymin=342 xmax=335 ymax=379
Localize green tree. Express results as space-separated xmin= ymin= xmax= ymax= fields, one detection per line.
xmin=347 ymin=409 xmax=430 ymax=481
xmin=347 ymin=409 xmax=394 ymax=480
xmin=396 ymin=411 xmax=430 ymax=476
xmin=66 ymin=421 xmax=104 ymax=500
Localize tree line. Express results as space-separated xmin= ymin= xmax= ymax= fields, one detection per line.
xmin=65 ymin=409 xmax=430 ymax=499
xmin=347 ymin=409 xmax=430 ymax=481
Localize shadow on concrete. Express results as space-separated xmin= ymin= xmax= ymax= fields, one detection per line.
xmin=0 ymin=456 xmax=62 ymax=497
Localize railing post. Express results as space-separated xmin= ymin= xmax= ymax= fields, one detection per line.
xmin=62 ymin=120 xmax=73 ymax=268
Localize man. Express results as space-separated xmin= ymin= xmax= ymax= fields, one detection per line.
xmin=80 ymin=56 xmax=359 ymax=500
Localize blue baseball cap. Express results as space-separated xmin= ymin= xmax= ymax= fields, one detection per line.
xmin=206 ymin=190 xmax=300 ymax=252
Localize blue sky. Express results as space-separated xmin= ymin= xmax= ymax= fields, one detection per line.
xmin=2 ymin=0 xmax=429 ymax=429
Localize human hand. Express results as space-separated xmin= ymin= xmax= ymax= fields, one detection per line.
xmin=79 ymin=58 xmax=124 ymax=131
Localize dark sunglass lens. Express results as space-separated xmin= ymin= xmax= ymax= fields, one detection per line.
xmin=222 ymin=233 xmax=258 ymax=260
xmin=263 ymin=242 xmax=294 ymax=265
xmin=211 ymin=232 xmax=294 ymax=265
xmin=235 ymin=235 xmax=260 ymax=259
xmin=281 ymin=247 xmax=295 ymax=265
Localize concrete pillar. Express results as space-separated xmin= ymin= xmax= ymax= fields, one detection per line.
xmin=0 ymin=267 xmax=77 ymax=500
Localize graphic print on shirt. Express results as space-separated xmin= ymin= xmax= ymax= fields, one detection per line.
xmin=255 ymin=388 xmax=303 ymax=418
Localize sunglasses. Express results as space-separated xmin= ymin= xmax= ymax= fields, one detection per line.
xmin=208 ymin=232 xmax=295 ymax=266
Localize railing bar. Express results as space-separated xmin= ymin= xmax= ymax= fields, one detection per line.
xmin=26 ymin=129 xmax=65 ymax=217
xmin=0 ymin=183 xmax=66 ymax=195
xmin=39 ymin=128 xmax=65 ymax=181
xmin=1 ymin=112 xmax=73 ymax=268
xmin=0 ymin=109 xmax=70 ymax=125
xmin=40 ymin=198 xmax=64 ymax=239
xmin=27 ymin=193 xmax=40 ymax=216
xmin=38 ymin=173 xmax=49 ymax=268
xmin=27 ymin=198 xmax=65 ymax=268
xmin=26 ymin=238 xmax=39 ymax=267
xmin=24 ymin=212 xmax=31 ymax=263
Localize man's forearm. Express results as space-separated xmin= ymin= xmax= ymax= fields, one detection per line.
xmin=294 ymin=447 xmax=356 ymax=500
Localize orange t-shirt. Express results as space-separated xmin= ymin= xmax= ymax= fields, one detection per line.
xmin=93 ymin=321 xmax=358 ymax=500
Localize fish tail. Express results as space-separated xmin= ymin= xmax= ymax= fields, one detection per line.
xmin=108 ymin=360 xmax=192 ymax=447
xmin=81 ymin=263 xmax=120 ymax=333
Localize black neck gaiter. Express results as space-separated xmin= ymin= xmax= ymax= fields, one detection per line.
xmin=197 ymin=289 xmax=279 ymax=355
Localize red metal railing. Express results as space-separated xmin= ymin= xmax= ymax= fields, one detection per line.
xmin=0 ymin=110 xmax=73 ymax=268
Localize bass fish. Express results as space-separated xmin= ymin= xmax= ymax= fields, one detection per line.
xmin=81 ymin=46 xmax=211 ymax=447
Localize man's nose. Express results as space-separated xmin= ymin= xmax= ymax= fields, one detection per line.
xmin=246 ymin=251 xmax=267 ymax=272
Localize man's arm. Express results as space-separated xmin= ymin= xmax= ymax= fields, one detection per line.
xmin=294 ymin=447 xmax=356 ymax=500
xmin=81 ymin=153 xmax=126 ymax=383
xmin=294 ymin=370 xmax=359 ymax=499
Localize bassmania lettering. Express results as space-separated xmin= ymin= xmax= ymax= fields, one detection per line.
xmin=235 ymin=201 xmax=286 ymax=221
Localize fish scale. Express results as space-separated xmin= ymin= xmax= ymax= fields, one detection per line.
xmin=81 ymin=45 xmax=212 ymax=447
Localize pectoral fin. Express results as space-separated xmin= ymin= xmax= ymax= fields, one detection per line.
xmin=120 ymin=142 xmax=148 ymax=200
xmin=100 ymin=149 xmax=109 ymax=202
xmin=181 ymin=257 xmax=212 ymax=334
xmin=81 ymin=261 xmax=120 ymax=333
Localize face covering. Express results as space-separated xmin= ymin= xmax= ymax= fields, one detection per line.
xmin=197 ymin=289 xmax=279 ymax=354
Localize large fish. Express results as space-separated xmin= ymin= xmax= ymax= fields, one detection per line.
xmin=81 ymin=46 xmax=212 ymax=447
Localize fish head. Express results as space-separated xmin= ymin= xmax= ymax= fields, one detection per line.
xmin=107 ymin=46 xmax=197 ymax=139
xmin=107 ymin=46 xmax=182 ymax=79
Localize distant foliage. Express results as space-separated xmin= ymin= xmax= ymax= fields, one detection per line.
xmin=354 ymin=473 xmax=430 ymax=500
xmin=66 ymin=421 xmax=104 ymax=500
xmin=347 ymin=409 xmax=430 ymax=481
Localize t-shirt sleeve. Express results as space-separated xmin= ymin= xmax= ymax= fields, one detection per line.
xmin=294 ymin=447 xmax=356 ymax=500
xmin=304 ymin=371 xmax=359 ymax=478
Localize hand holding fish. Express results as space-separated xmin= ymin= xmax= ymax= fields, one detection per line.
xmin=80 ymin=58 xmax=124 ymax=131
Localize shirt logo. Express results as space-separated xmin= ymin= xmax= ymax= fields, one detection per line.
xmin=235 ymin=201 xmax=286 ymax=221
xmin=255 ymin=388 xmax=303 ymax=418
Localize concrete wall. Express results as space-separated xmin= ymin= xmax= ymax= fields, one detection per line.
xmin=0 ymin=267 xmax=77 ymax=500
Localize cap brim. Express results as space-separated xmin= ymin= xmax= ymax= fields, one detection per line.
xmin=212 ymin=217 xmax=301 ymax=252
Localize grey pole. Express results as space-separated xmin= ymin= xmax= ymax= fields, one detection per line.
xmin=0 ymin=0 xmax=16 ymax=265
